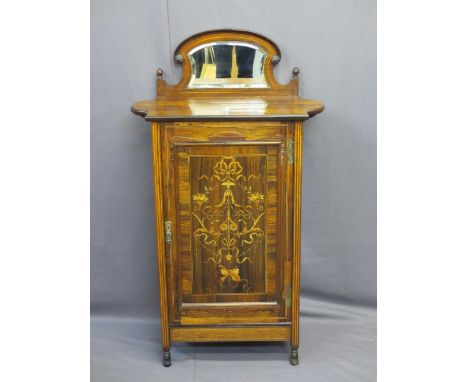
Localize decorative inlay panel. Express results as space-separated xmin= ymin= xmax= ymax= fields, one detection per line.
xmin=190 ymin=154 xmax=267 ymax=294
xmin=131 ymin=28 xmax=325 ymax=365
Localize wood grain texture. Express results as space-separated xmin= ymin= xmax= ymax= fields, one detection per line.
xmin=131 ymin=96 xmax=324 ymax=122
xmin=151 ymin=122 xmax=170 ymax=351
xmin=158 ymin=30 xmax=297 ymax=97
xmin=171 ymin=326 xmax=291 ymax=342
xmin=162 ymin=122 xmax=290 ymax=325
xmin=291 ymin=122 xmax=303 ymax=348
xmin=131 ymin=30 xmax=324 ymax=362
xmin=130 ymin=30 xmax=324 ymax=122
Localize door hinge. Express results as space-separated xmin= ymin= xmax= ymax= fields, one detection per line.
xmin=280 ymin=140 xmax=285 ymax=166
xmin=165 ymin=220 xmax=172 ymax=244
xmin=283 ymin=286 xmax=292 ymax=308
xmin=287 ymin=138 xmax=294 ymax=164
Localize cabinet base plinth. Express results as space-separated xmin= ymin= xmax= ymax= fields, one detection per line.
xmin=170 ymin=325 xmax=291 ymax=342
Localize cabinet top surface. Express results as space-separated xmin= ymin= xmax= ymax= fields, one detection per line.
xmin=131 ymin=30 xmax=324 ymax=122
xmin=131 ymin=95 xmax=324 ymax=122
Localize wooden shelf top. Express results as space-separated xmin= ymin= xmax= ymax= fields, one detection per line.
xmin=131 ymin=95 xmax=324 ymax=122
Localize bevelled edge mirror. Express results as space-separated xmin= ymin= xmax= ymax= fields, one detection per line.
xmin=155 ymin=29 xmax=302 ymax=97
xmin=188 ymin=41 xmax=269 ymax=89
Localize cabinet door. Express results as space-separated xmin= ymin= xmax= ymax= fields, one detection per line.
xmin=162 ymin=123 xmax=292 ymax=325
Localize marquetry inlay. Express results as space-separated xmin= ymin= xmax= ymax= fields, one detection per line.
xmin=131 ymin=29 xmax=324 ymax=367
xmin=191 ymin=156 xmax=265 ymax=292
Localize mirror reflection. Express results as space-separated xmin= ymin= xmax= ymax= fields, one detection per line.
xmin=188 ymin=42 xmax=269 ymax=88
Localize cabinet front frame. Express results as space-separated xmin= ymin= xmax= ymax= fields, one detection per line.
xmin=158 ymin=121 xmax=295 ymax=327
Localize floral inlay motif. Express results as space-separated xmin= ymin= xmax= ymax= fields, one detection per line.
xmin=191 ymin=156 xmax=265 ymax=291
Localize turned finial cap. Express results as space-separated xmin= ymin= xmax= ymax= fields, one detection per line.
xmin=292 ymin=67 xmax=300 ymax=77
xmin=156 ymin=68 xmax=164 ymax=78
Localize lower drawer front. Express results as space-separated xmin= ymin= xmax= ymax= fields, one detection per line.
xmin=170 ymin=325 xmax=291 ymax=342
xmin=179 ymin=302 xmax=286 ymax=325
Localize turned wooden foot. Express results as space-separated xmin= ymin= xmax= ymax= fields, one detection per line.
xmin=290 ymin=346 xmax=299 ymax=366
xmin=162 ymin=348 xmax=171 ymax=367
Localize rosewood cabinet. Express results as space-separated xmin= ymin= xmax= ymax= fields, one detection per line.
xmin=131 ymin=30 xmax=324 ymax=367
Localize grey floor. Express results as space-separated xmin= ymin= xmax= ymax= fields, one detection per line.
xmin=91 ymin=297 xmax=376 ymax=382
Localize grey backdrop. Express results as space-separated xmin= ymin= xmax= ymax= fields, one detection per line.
xmin=91 ymin=0 xmax=376 ymax=380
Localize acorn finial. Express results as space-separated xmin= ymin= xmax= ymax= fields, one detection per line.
xmin=292 ymin=67 xmax=300 ymax=77
xmin=156 ymin=68 xmax=163 ymax=78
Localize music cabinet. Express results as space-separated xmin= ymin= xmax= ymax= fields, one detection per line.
xmin=131 ymin=30 xmax=324 ymax=366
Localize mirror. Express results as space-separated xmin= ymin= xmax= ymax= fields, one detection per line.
xmin=188 ymin=41 xmax=269 ymax=89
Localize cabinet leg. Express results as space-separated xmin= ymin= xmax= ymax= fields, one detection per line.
xmin=162 ymin=348 xmax=171 ymax=367
xmin=290 ymin=346 xmax=299 ymax=366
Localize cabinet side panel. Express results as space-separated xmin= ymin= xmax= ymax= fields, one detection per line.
xmin=291 ymin=122 xmax=303 ymax=347
xmin=151 ymin=122 xmax=170 ymax=349
xmin=282 ymin=124 xmax=294 ymax=321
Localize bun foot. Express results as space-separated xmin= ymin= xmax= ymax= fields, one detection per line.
xmin=290 ymin=347 xmax=299 ymax=366
xmin=163 ymin=349 xmax=171 ymax=367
